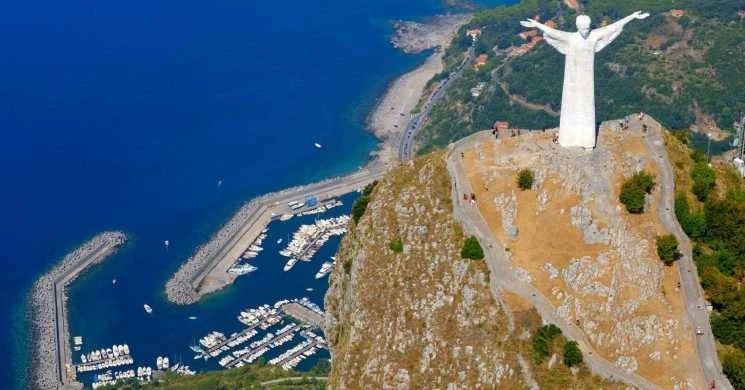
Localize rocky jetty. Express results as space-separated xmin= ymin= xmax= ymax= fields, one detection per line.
xmin=28 ymin=231 xmax=126 ymax=390
xmin=165 ymin=169 xmax=382 ymax=305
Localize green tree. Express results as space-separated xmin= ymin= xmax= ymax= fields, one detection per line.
xmin=461 ymin=236 xmax=485 ymax=260
xmin=675 ymin=194 xmax=707 ymax=239
xmin=656 ymin=234 xmax=680 ymax=265
xmin=532 ymin=324 xmax=562 ymax=364
xmin=691 ymin=161 xmax=716 ymax=201
xmin=517 ymin=169 xmax=535 ymax=190
xmin=723 ymin=349 xmax=745 ymax=390
xmin=563 ymin=340 xmax=583 ymax=367
xmin=619 ymin=171 xmax=656 ymax=213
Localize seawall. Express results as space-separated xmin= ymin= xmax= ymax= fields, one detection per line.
xmin=28 ymin=231 xmax=126 ymax=390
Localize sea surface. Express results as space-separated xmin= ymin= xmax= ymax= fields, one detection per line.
xmin=0 ymin=0 xmax=510 ymax=388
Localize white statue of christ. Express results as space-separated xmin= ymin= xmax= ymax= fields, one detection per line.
xmin=521 ymin=11 xmax=649 ymax=148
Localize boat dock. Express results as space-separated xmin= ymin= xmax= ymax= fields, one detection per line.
xmin=165 ymin=165 xmax=385 ymax=305
xmin=269 ymin=330 xmax=328 ymax=370
xmin=29 ymin=232 xmax=127 ymax=390
xmin=281 ymin=302 xmax=325 ymax=329
xmin=224 ymin=324 xmax=302 ymax=368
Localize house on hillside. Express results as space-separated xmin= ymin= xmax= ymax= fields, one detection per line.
xmin=474 ymin=54 xmax=489 ymax=70
xmin=493 ymin=121 xmax=510 ymax=132
xmin=466 ymin=29 xmax=482 ymax=42
xmin=670 ymin=9 xmax=686 ymax=18
xmin=519 ymin=30 xmax=539 ymax=41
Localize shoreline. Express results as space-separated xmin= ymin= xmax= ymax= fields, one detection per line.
xmin=28 ymin=231 xmax=126 ymax=390
xmin=165 ymin=13 xmax=472 ymax=305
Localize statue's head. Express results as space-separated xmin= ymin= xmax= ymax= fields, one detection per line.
xmin=576 ymin=15 xmax=591 ymax=38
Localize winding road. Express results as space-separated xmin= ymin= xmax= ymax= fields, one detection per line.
xmin=398 ymin=48 xmax=474 ymax=161
xmin=636 ymin=115 xmax=732 ymax=390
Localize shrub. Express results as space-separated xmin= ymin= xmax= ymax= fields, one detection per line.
xmin=656 ymin=234 xmax=680 ymax=265
xmin=619 ymin=171 xmax=656 ymax=213
xmin=351 ymin=181 xmax=378 ymax=224
xmin=563 ymin=340 xmax=583 ymax=367
xmin=389 ymin=238 xmax=404 ymax=253
xmin=461 ymin=236 xmax=485 ymax=260
xmin=343 ymin=260 xmax=352 ymax=274
xmin=517 ymin=169 xmax=534 ymax=190
xmin=531 ymin=324 xmax=562 ymax=364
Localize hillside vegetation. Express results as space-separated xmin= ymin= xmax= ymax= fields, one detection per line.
xmin=418 ymin=0 xmax=745 ymax=151
xmin=107 ymin=360 xmax=328 ymax=390
xmin=666 ymin=132 xmax=745 ymax=388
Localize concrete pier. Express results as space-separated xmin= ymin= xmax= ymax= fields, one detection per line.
xmin=28 ymin=232 xmax=126 ymax=390
xmin=165 ymin=165 xmax=385 ymax=305
xmin=281 ymin=303 xmax=325 ymax=329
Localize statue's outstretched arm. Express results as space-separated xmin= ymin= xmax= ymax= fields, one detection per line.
xmin=593 ymin=11 xmax=650 ymax=52
xmin=521 ymin=19 xmax=571 ymax=55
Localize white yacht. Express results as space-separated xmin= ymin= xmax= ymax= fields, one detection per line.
xmin=315 ymin=261 xmax=334 ymax=279
xmin=283 ymin=258 xmax=299 ymax=272
xmin=144 ymin=304 xmax=153 ymax=314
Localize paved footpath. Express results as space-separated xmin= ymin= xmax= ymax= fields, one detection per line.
xmin=634 ymin=115 xmax=732 ymax=390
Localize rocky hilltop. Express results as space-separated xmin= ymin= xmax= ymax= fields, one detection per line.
xmin=457 ymin=118 xmax=708 ymax=389
xmin=324 ymin=152 xmax=619 ymax=388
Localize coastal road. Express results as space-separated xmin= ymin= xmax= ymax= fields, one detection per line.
xmin=398 ymin=48 xmax=474 ymax=161
xmin=446 ymin=132 xmax=661 ymax=390
xmin=636 ymin=116 xmax=732 ymax=390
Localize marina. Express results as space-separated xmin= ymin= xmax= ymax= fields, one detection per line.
xmin=279 ymin=216 xmax=350 ymax=262
xmin=192 ymin=298 xmax=328 ymax=370
xmin=76 ymin=344 xmax=133 ymax=373
xmin=64 ymin=200 xmax=348 ymax=387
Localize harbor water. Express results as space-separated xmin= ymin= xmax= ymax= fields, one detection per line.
xmin=0 ymin=0 xmax=511 ymax=388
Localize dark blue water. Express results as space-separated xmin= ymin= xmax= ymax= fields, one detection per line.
xmin=0 ymin=0 xmax=509 ymax=388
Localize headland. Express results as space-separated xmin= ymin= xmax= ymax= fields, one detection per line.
xmin=28 ymin=231 xmax=126 ymax=390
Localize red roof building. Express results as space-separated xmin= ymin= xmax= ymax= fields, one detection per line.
xmin=671 ymin=9 xmax=686 ymax=17
xmin=474 ymin=54 xmax=489 ymax=69
xmin=493 ymin=121 xmax=510 ymax=131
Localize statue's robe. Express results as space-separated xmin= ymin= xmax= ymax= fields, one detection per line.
xmin=543 ymin=24 xmax=624 ymax=148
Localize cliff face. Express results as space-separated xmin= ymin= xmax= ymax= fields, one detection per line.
xmin=324 ymin=153 xmax=614 ymax=388
xmin=325 ymin=153 xmax=516 ymax=388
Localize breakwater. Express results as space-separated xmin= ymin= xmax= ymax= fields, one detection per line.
xmin=165 ymin=165 xmax=385 ymax=305
xmin=28 ymin=231 xmax=126 ymax=390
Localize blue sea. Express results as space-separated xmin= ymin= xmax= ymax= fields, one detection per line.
xmin=0 ymin=0 xmax=510 ymax=388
